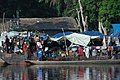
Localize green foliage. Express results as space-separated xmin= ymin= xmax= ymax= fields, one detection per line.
xmin=99 ymin=0 xmax=120 ymax=28
xmin=63 ymin=2 xmax=78 ymax=17
xmin=80 ymin=0 xmax=102 ymax=30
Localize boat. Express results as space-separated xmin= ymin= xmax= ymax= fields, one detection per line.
xmin=0 ymin=53 xmax=25 ymax=65
xmin=25 ymin=59 xmax=120 ymax=65
xmin=1 ymin=52 xmax=120 ymax=65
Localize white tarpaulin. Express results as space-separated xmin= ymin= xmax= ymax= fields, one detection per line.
xmin=0 ymin=31 xmax=19 ymax=47
xmin=50 ymin=37 xmax=63 ymax=41
xmin=1 ymin=31 xmax=19 ymax=38
xmin=50 ymin=33 xmax=91 ymax=46
xmin=1 ymin=31 xmax=7 ymax=37
xmin=7 ymin=31 xmax=19 ymax=37
xmin=90 ymin=36 xmax=100 ymax=39
xmin=66 ymin=33 xmax=90 ymax=46
xmin=0 ymin=37 xmax=5 ymax=46
xmin=50 ymin=33 xmax=99 ymax=42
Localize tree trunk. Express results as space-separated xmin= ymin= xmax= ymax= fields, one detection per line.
xmin=85 ymin=16 xmax=88 ymax=31
xmin=98 ymin=21 xmax=107 ymax=49
xmin=98 ymin=21 xmax=107 ymax=35
xmin=98 ymin=21 xmax=103 ymax=34
xmin=76 ymin=8 xmax=82 ymax=32
xmin=78 ymin=0 xmax=87 ymax=32
xmin=100 ymin=21 xmax=107 ymax=35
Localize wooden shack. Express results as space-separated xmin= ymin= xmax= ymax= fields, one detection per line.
xmin=0 ymin=17 xmax=79 ymax=36
xmin=19 ymin=17 xmax=79 ymax=36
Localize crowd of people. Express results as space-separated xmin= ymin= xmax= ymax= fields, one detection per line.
xmin=0 ymin=31 xmax=120 ymax=61
xmin=1 ymin=33 xmax=45 ymax=60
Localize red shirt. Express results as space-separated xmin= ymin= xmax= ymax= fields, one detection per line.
xmin=78 ymin=47 xmax=84 ymax=56
xmin=23 ymin=44 xmax=27 ymax=51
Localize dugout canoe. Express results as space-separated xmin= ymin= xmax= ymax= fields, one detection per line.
xmin=0 ymin=53 xmax=26 ymax=65
xmin=25 ymin=59 xmax=120 ymax=65
xmin=1 ymin=52 xmax=120 ymax=65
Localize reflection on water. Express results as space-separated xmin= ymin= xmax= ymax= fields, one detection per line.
xmin=0 ymin=64 xmax=120 ymax=80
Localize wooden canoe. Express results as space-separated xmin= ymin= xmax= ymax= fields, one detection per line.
xmin=0 ymin=53 xmax=26 ymax=65
xmin=25 ymin=59 xmax=120 ymax=65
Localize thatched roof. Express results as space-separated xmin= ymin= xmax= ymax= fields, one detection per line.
xmin=19 ymin=17 xmax=79 ymax=30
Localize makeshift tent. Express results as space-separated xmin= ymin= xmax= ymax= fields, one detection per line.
xmin=50 ymin=32 xmax=102 ymax=46
xmin=1 ymin=31 xmax=7 ymax=37
xmin=52 ymin=32 xmax=73 ymax=38
xmin=66 ymin=33 xmax=90 ymax=46
xmin=7 ymin=31 xmax=19 ymax=37
xmin=1 ymin=31 xmax=19 ymax=38
xmin=0 ymin=37 xmax=5 ymax=46
xmin=51 ymin=33 xmax=91 ymax=46
xmin=50 ymin=37 xmax=62 ymax=41
xmin=51 ymin=32 xmax=73 ymax=41
xmin=80 ymin=31 xmax=105 ymax=46
xmin=40 ymin=35 xmax=48 ymax=41
xmin=80 ymin=31 xmax=104 ymax=39
xmin=110 ymin=32 xmax=120 ymax=38
xmin=109 ymin=32 xmax=120 ymax=46
xmin=112 ymin=24 xmax=120 ymax=34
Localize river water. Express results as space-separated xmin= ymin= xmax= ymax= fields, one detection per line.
xmin=0 ymin=64 xmax=120 ymax=80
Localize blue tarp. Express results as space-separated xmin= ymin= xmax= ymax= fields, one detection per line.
xmin=113 ymin=46 xmax=120 ymax=51
xmin=52 ymin=32 xmax=73 ymax=38
xmin=40 ymin=35 xmax=48 ymax=41
xmin=110 ymin=32 xmax=120 ymax=38
xmin=112 ymin=24 xmax=120 ymax=34
xmin=80 ymin=31 xmax=104 ymax=39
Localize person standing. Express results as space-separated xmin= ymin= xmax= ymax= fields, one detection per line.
xmin=14 ymin=43 xmax=20 ymax=54
xmin=22 ymin=41 xmax=28 ymax=59
xmin=92 ymin=48 xmax=97 ymax=57
xmin=10 ymin=37 xmax=14 ymax=53
xmin=84 ymin=47 xmax=90 ymax=58
xmin=78 ymin=47 xmax=84 ymax=57
xmin=5 ymin=35 xmax=10 ymax=53
xmin=36 ymin=40 xmax=42 ymax=51
xmin=1 ymin=41 xmax=5 ymax=53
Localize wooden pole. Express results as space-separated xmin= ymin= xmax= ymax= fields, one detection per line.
xmin=62 ymin=28 xmax=68 ymax=56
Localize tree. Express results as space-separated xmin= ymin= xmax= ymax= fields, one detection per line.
xmin=80 ymin=0 xmax=102 ymax=31
xmin=42 ymin=0 xmax=88 ymax=32
xmin=77 ymin=0 xmax=88 ymax=32
xmin=42 ymin=0 xmax=103 ymax=32
xmin=40 ymin=0 xmax=77 ymax=16
xmin=99 ymin=0 xmax=120 ymax=34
